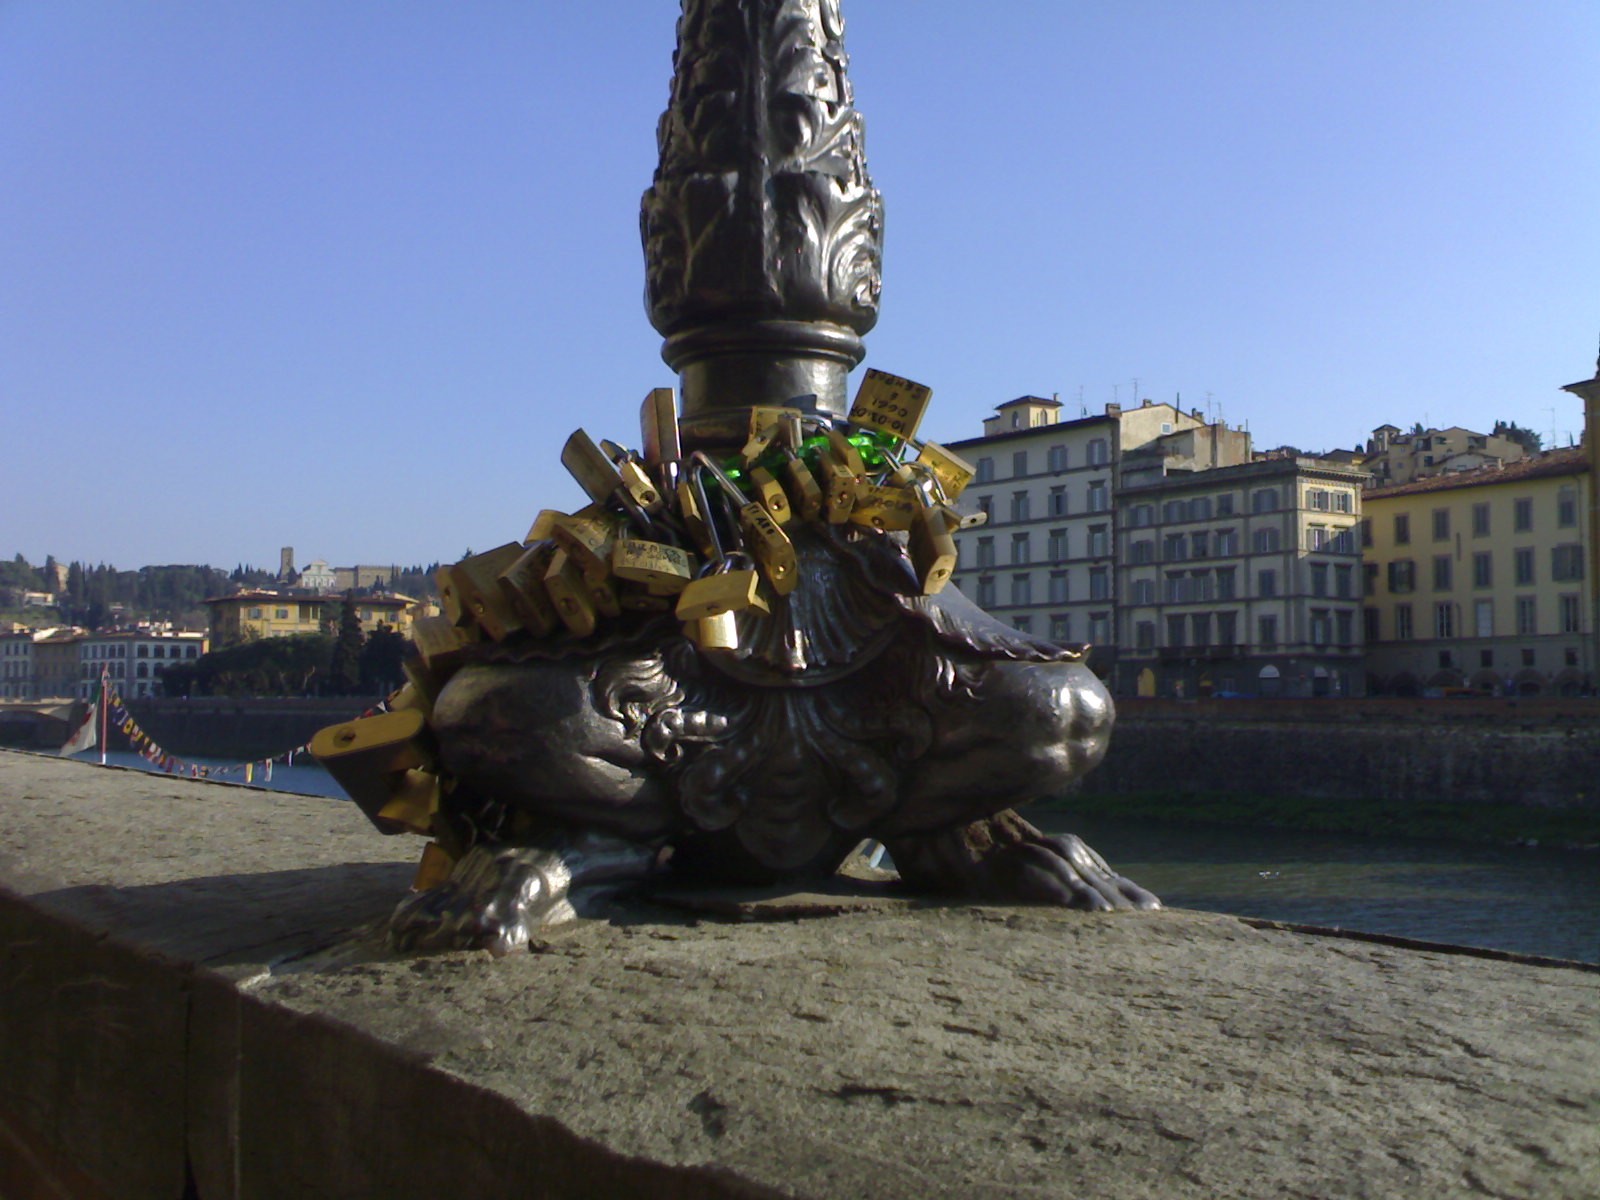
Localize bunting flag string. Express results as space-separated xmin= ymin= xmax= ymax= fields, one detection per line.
xmin=97 ymin=682 xmax=389 ymax=784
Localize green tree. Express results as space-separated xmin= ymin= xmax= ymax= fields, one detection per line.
xmin=1492 ymin=420 xmax=1542 ymax=456
xmin=359 ymin=623 xmax=407 ymax=695
xmin=329 ymin=594 xmax=365 ymax=695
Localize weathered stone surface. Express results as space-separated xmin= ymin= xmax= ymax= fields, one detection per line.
xmin=2 ymin=749 xmax=1597 ymax=1199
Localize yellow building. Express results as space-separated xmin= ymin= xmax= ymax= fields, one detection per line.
xmin=1362 ymin=446 xmax=1590 ymax=695
xmin=203 ymin=591 xmax=417 ymax=648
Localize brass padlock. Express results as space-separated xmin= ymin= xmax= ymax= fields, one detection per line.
xmin=438 ymin=543 xmax=526 ymax=641
xmin=686 ymin=610 xmax=739 ymax=651
xmin=915 ymin=441 xmax=977 ymax=500
xmin=546 ymin=507 xmax=622 ymax=579
xmin=849 ymin=483 xmax=918 ymax=532
xmin=819 ymin=453 xmax=860 ymax=524
xmin=675 ymin=565 xmax=768 ymax=621
xmin=617 ymin=457 xmax=665 ymax=514
xmin=738 ymin=503 xmax=798 ymax=595
xmin=543 ymin=548 xmax=599 ymax=637
xmin=748 ymin=466 xmax=793 ymax=526
xmin=497 ymin=542 xmax=561 ymax=637
xmin=310 ymin=709 xmax=433 ymax=833
xmin=909 ymin=506 xmax=959 ymax=595
xmin=676 ymin=477 xmax=719 ymax=559
xmin=781 ymin=449 xmax=825 ymax=521
xmin=412 ymin=841 xmax=456 ymax=892
xmin=587 ymin=572 xmax=622 ymax=619
xmin=640 ymin=387 xmax=681 ymax=489
xmin=848 ymin=368 xmax=933 ymax=443
xmin=376 ymin=767 xmax=442 ymax=836
xmin=612 ymin=538 xmax=696 ymax=593
xmin=825 ymin=427 xmax=867 ymax=476
xmin=410 ymin=616 xmax=472 ymax=674
xmin=740 ymin=406 xmax=801 ymax=464
xmin=561 ymin=428 xmax=629 ymax=508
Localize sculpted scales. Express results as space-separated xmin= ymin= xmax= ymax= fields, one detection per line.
xmin=313 ymin=0 xmax=1159 ymax=953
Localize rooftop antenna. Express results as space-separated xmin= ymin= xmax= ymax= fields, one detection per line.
xmin=1112 ymin=383 xmax=1120 ymax=406
xmin=1206 ymin=390 xmax=1215 ymax=424
xmin=1077 ymin=385 xmax=1086 ymax=417
xmin=1131 ymin=376 xmax=1140 ymax=404
xmin=1547 ymin=407 xmax=1558 ymax=449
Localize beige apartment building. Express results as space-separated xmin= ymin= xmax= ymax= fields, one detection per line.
xmin=1116 ymin=454 xmax=1369 ymax=698
xmin=1362 ymin=446 xmax=1591 ymax=695
xmin=1360 ymin=424 xmax=1526 ymax=489
xmin=947 ymin=397 xmax=1206 ymax=676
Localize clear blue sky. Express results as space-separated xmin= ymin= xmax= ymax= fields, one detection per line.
xmin=4 ymin=1 xmax=1597 ymax=571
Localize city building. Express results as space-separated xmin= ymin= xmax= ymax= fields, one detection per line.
xmin=1116 ymin=453 xmax=1369 ymax=698
xmin=1361 ymin=446 xmax=1591 ymax=696
xmin=1360 ymin=424 xmax=1526 ymax=489
xmin=0 ymin=630 xmax=37 ymax=700
xmin=32 ymin=630 xmax=82 ymax=700
xmin=947 ymin=397 xmax=1207 ymax=676
xmin=203 ymin=591 xmax=416 ymax=647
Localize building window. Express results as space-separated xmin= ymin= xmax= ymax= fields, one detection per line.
xmin=1089 ymin=567 xmax=1110 ymax=601
xmin=1135 ymin=620 xmax=1155 ymax=650
xmin=1218 ymin=611 xmax=1238 ymax=647
xmin=1049 ymin=529 xmax=1069 ymax=560
xmin=1011 ymin=574 xmax=1031 ymax=606
xmin=1190 ymin=531 xmax=1209 ymax=559
xmin=1308 ymin=526 xmax=1328 ymax=551
xmin=1189 ymin=496 xmax=1213 ymax=521
xmin=1166 ymin=615 xmax=1185 ymax=649
xmin=1360 ymin=518 xmax=1373 ymax=548
xmin=1215 ymin=528 xmax=1237 ymax=556
xmin=1481 ymin=649 xmax=1494 ymax=668
xmin=1395 ymin=604 xmax=1413 ymax=640
xmin=976 ymin=457 xmax=994 ymax=483
xmin=1393 ymin=514 xmax=1410 ymax=545
xmin=1388 ymin=560 xmax=1415 ymax=593
xmin=1472 ymin=552 xmax=1492 ymax=588
xmin=1011 ymin=450 xmax=1028 ymax=478
xmin=1258 ymin=615 xmax=1277 ymax=649
xmin=1088 ymin=525 xmax=1109 ymax=557
xmin=1047 ymin=444 xmax=1067 ymax=472
xmin=1522 ymin=648 xmax=1536 ymax=667
xmin=1130 ymin=578 xmax=1154 ymax=605
xmin=976 ymin=578 xmax=996 ymax=608
xmin=1164 ymin=534 xmax=1187 ymax=562
xmin=1251 ymin=488 xmax=1280 ymax=514
xmin=1310 ymin=610 xmax=1331 ymax=646
xmin=1364 ymin=607 xmax=1380 ymax=641
xmin=1552 ymin=544 xmax=1584 ymax=582
xmin=1514 ymin=497 xmax=1532 ymax=532
xmin=1335 ymin=564 xmax=1353 ymax=598
xmin=1129 ymin=503 xmax=1153 ymax=527
xmin=1252 ymin=527 xmax=1280 ymax=553
xmin=1051 ymin=614 xmax=1072 ymax=642
xmin=1192 ymin=613 xmax=1212 ymax=647
xmin=976 ymin=495 xmax=993 ymax=522
xmin=1258 ymin=569 xmax=1276 ymax=598
xmin=1163 ymin=500 xmax=1186 ymax=523
xmin=1432 ymin=555 xmax=1452 ymax=591
xmin=1010 ymin=491 xmax=1029 ymax=522
xmin=1435 ymin=603 xmax=1455 ymax=639
xmin=1333 ymin=491 xmax=1353 ymax=514
xmin=1472 ymin=503 xmax=1490 ymax=537
xmin=1514 ymin=547 xmax=1535 ymax=586
xmin=976 ymin=536 xmax=995 ymax=568
xmin=1217 ymin=493 xmax=1235 ymax=516
xmin=1011 ymin=533 xmax=1031 ymax=565
xmin=1307 ymin=488 xmax=1330 ymax=511
xmin=1558 ymin=486 xmax=1577 ymax=528
xmin=1088 ymin=613 xmax=1111 ymax=644
xmin=1049 ymin=571 xmax=1069 ymax=604
xmin=1516 ymin=595 xmax=1537 ymax=635
xmin=1311 ymin=563 xmax=1329 ymax=597
xmin=1560 ymin=593 xmax=1582 ymax=633
xmin=1217 ymin=567 xmax=1237 ymax=600
xmin=1087 ymin=481 xmax=1108 ymax=512
xmin=1475 ymin=600 xmax=1494 ymax=639
xmin=1130 ymin=539 xmax=1153 ymax=564
xmin=1049 ymin=487 xmax=1068 ymax=516
xmin=1087 ymin=438 xmax=1109 ymax=466
xmin=1164 ymin=572 xmax=1185 ymax=603
xmin=1013 ymin=615 xmax=1032 ymax=633
xmin=1432 ymin=509 xmax=1450 ymax=541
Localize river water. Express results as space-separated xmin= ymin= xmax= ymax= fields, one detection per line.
xmin=78 ymin=750 xmax=1600 ymax=965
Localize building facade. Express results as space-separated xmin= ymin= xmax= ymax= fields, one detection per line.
xmin=203 ymin=591 xmax=416 ymax=647
xmin=1362 ymin=446 xmax=1591 ymax=696
xmin=1116 ymin=454 xmax=1369 ymax=698
xmin=1361 ymin=424 xmax=1526 ymax=489
xmin=0 ymin=631 xmax=36 ymax=700
xmin=947 ymin=397 xmax=1206 ymax=675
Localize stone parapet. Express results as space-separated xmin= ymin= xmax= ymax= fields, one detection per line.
xmin=1 ymin=750 xmax=1596 ymax=1198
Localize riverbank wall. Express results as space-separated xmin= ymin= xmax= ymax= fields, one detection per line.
xmin=2 ymin=750 xmax=1597 ymax=1199
xmin=121 ymin=696 xmax=376 ymax=759
xmin=1085 ymin=697 xmax=1600 ymax=812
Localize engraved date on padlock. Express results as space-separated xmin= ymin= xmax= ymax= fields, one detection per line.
xmin=738 ymin=503 xmax=798 ymax=594
xmin=848 ymin=368 xmax=933 ymax=442
xmin=612 ymin=538 xmax=695 ymax=593
xmin=914 ymin=441 xmax=977 ymax=501
xmin=850 ymin=484 xmax=918 ymax=532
